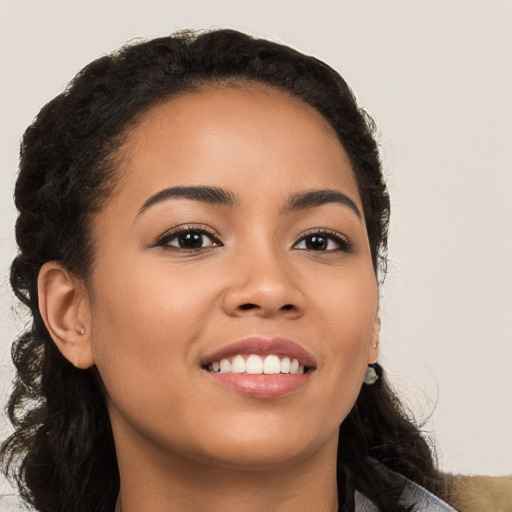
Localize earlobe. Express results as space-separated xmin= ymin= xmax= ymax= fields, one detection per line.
xmin=368 ymin=315 xmax=381 ymax=364
xmin=38 ymin=262 xmax=95 ymax=369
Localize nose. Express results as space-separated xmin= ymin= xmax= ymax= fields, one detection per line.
xmin=222 ymin=246 xmax=306 ymax=319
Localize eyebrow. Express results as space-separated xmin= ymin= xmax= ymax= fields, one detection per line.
xmin=138 ymin=186 xmax=238 ymax=215
xmin=281 ymin=189 xmax=362 ymax=219
xmin=137 ymin=185 xmax=361 ymax=219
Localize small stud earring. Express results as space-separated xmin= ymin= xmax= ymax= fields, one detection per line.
xmin=363 ymin=363 xmax=379 ymax=385
xmin=74 ymin=328 xmax=86 ymax=368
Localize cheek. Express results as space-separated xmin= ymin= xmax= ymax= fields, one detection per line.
xmin=308 ymin=266 xmax=378 ymax=395
xmin=312 ymin=266 xmax=378 ymax=346
xmin=92 ymin=257 xmax=212 ymax=332
xmin=87 ymin=260 xmax=217 ymax=396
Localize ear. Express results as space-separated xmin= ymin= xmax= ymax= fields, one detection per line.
xmin=38 ymin=262 xmax=95 ymax=369
xmin=368 ymin=315 xmax=381 ymax=364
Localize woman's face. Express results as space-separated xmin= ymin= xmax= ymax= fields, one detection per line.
xmin=85 ymin=85 xmax=380 ymax=469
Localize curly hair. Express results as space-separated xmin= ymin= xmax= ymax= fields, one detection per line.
xmin=1 ymin=29 xmax=447 ymax=511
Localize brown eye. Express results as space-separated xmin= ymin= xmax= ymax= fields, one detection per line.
xmin=158 ymin=228 xmax=222 ymax=251
xmin=303 ymin=235 xmax=328 ymax=251
xmin=175 ymin=232 xmax=207 ymax=249
xmin=294 ymin=231 xmax=351 ymax=252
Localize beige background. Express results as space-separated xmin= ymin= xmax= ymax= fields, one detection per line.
xmin=1 ymin=0 xmax=511 ymax=493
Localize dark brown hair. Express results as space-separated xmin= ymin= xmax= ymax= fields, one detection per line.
xmin=1 ymin=29 xmax=446 ymax=512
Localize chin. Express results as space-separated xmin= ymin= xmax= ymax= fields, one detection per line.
xmin=200 ymin=442 xmax=320 ymax=471
xmin=191 ymin=421 xmax=338 ymax=471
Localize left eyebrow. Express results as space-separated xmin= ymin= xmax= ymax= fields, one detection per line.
xmin=281 ymin=189 xmax=362 ymax=219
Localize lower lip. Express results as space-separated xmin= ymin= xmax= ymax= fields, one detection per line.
xmin=204 ymin=371 xmax=312 ymax=398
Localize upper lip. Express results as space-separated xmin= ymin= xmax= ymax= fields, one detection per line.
xmin=201 ymin=336 xmax=317 ymax=369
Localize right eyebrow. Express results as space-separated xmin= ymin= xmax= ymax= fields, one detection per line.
xmin=281 ymin=189 xmax=362 ymax=219
xmin=137 ymin=186 xmax=238 ymax=216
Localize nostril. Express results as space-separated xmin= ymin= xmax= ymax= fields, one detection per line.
xmin=233 ymin=302 xmax=300 ymax=315
xmin=239 ymin=303 xmax=259 ymax=310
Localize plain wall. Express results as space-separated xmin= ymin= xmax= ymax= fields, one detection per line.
xmin=1 ymin=0 xmax=511 ymax=493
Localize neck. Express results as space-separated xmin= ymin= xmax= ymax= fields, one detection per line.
xmin=113 ymin=424 xmax=340 ymax=512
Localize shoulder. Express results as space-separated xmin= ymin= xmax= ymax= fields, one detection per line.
xmin=447 ymin=474 xmax=512 ymax=512
xmin=356 ymin=485 xmax=457 ymax=511
xmin=355 ymin=461 xmax=458 ymax=511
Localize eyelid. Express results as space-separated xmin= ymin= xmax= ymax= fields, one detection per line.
xmin=293 ymin=228 xmax=352 ymax=251
xmin=155 ymin=224 xmax=222 ymax=248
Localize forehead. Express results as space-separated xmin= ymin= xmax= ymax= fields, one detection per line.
xmin=113 ymin=84 xmax=360 ymax=211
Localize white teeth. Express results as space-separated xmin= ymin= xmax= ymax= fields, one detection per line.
xmin=290 ymin=359 xmax=300 ymax=374
xmin=230 ymin=355 xmax=246 ymax=373
xmin=219 ymin=359 xmax=231 ymax=373
xmin=263 ymin=355 xmax=281 ymax=374
xmin=211 ymin=354 xmax=306 ymax=374
xmin=246 ymin=354 xmax=263 ymax=374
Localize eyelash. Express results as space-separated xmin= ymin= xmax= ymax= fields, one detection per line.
xmin=293 ymin=229 xmax=352 ymax=253
xmin=156 ymin=225 xmax=223 ymax=252
xmin=155 ymin=226 xmax=352 ymax=253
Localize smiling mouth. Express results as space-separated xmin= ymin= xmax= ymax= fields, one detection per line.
xmin=204 ymin=354 xmax=311 ymax=375
xmin=201 ymin=337 xmax=316 ymax=397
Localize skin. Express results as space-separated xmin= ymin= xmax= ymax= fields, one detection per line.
xmin=39 ymin=84 xmax=380 ymax=512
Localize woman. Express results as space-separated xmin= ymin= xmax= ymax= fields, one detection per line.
xmin=1 ymin=28 xmax=457 ymax=511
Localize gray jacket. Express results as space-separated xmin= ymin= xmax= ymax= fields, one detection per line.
xmin=355 ymin=463 xmax=457 ymax=511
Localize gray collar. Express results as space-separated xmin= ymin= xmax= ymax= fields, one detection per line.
xmin=354 ymin=464 xmax=457 ymax=511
